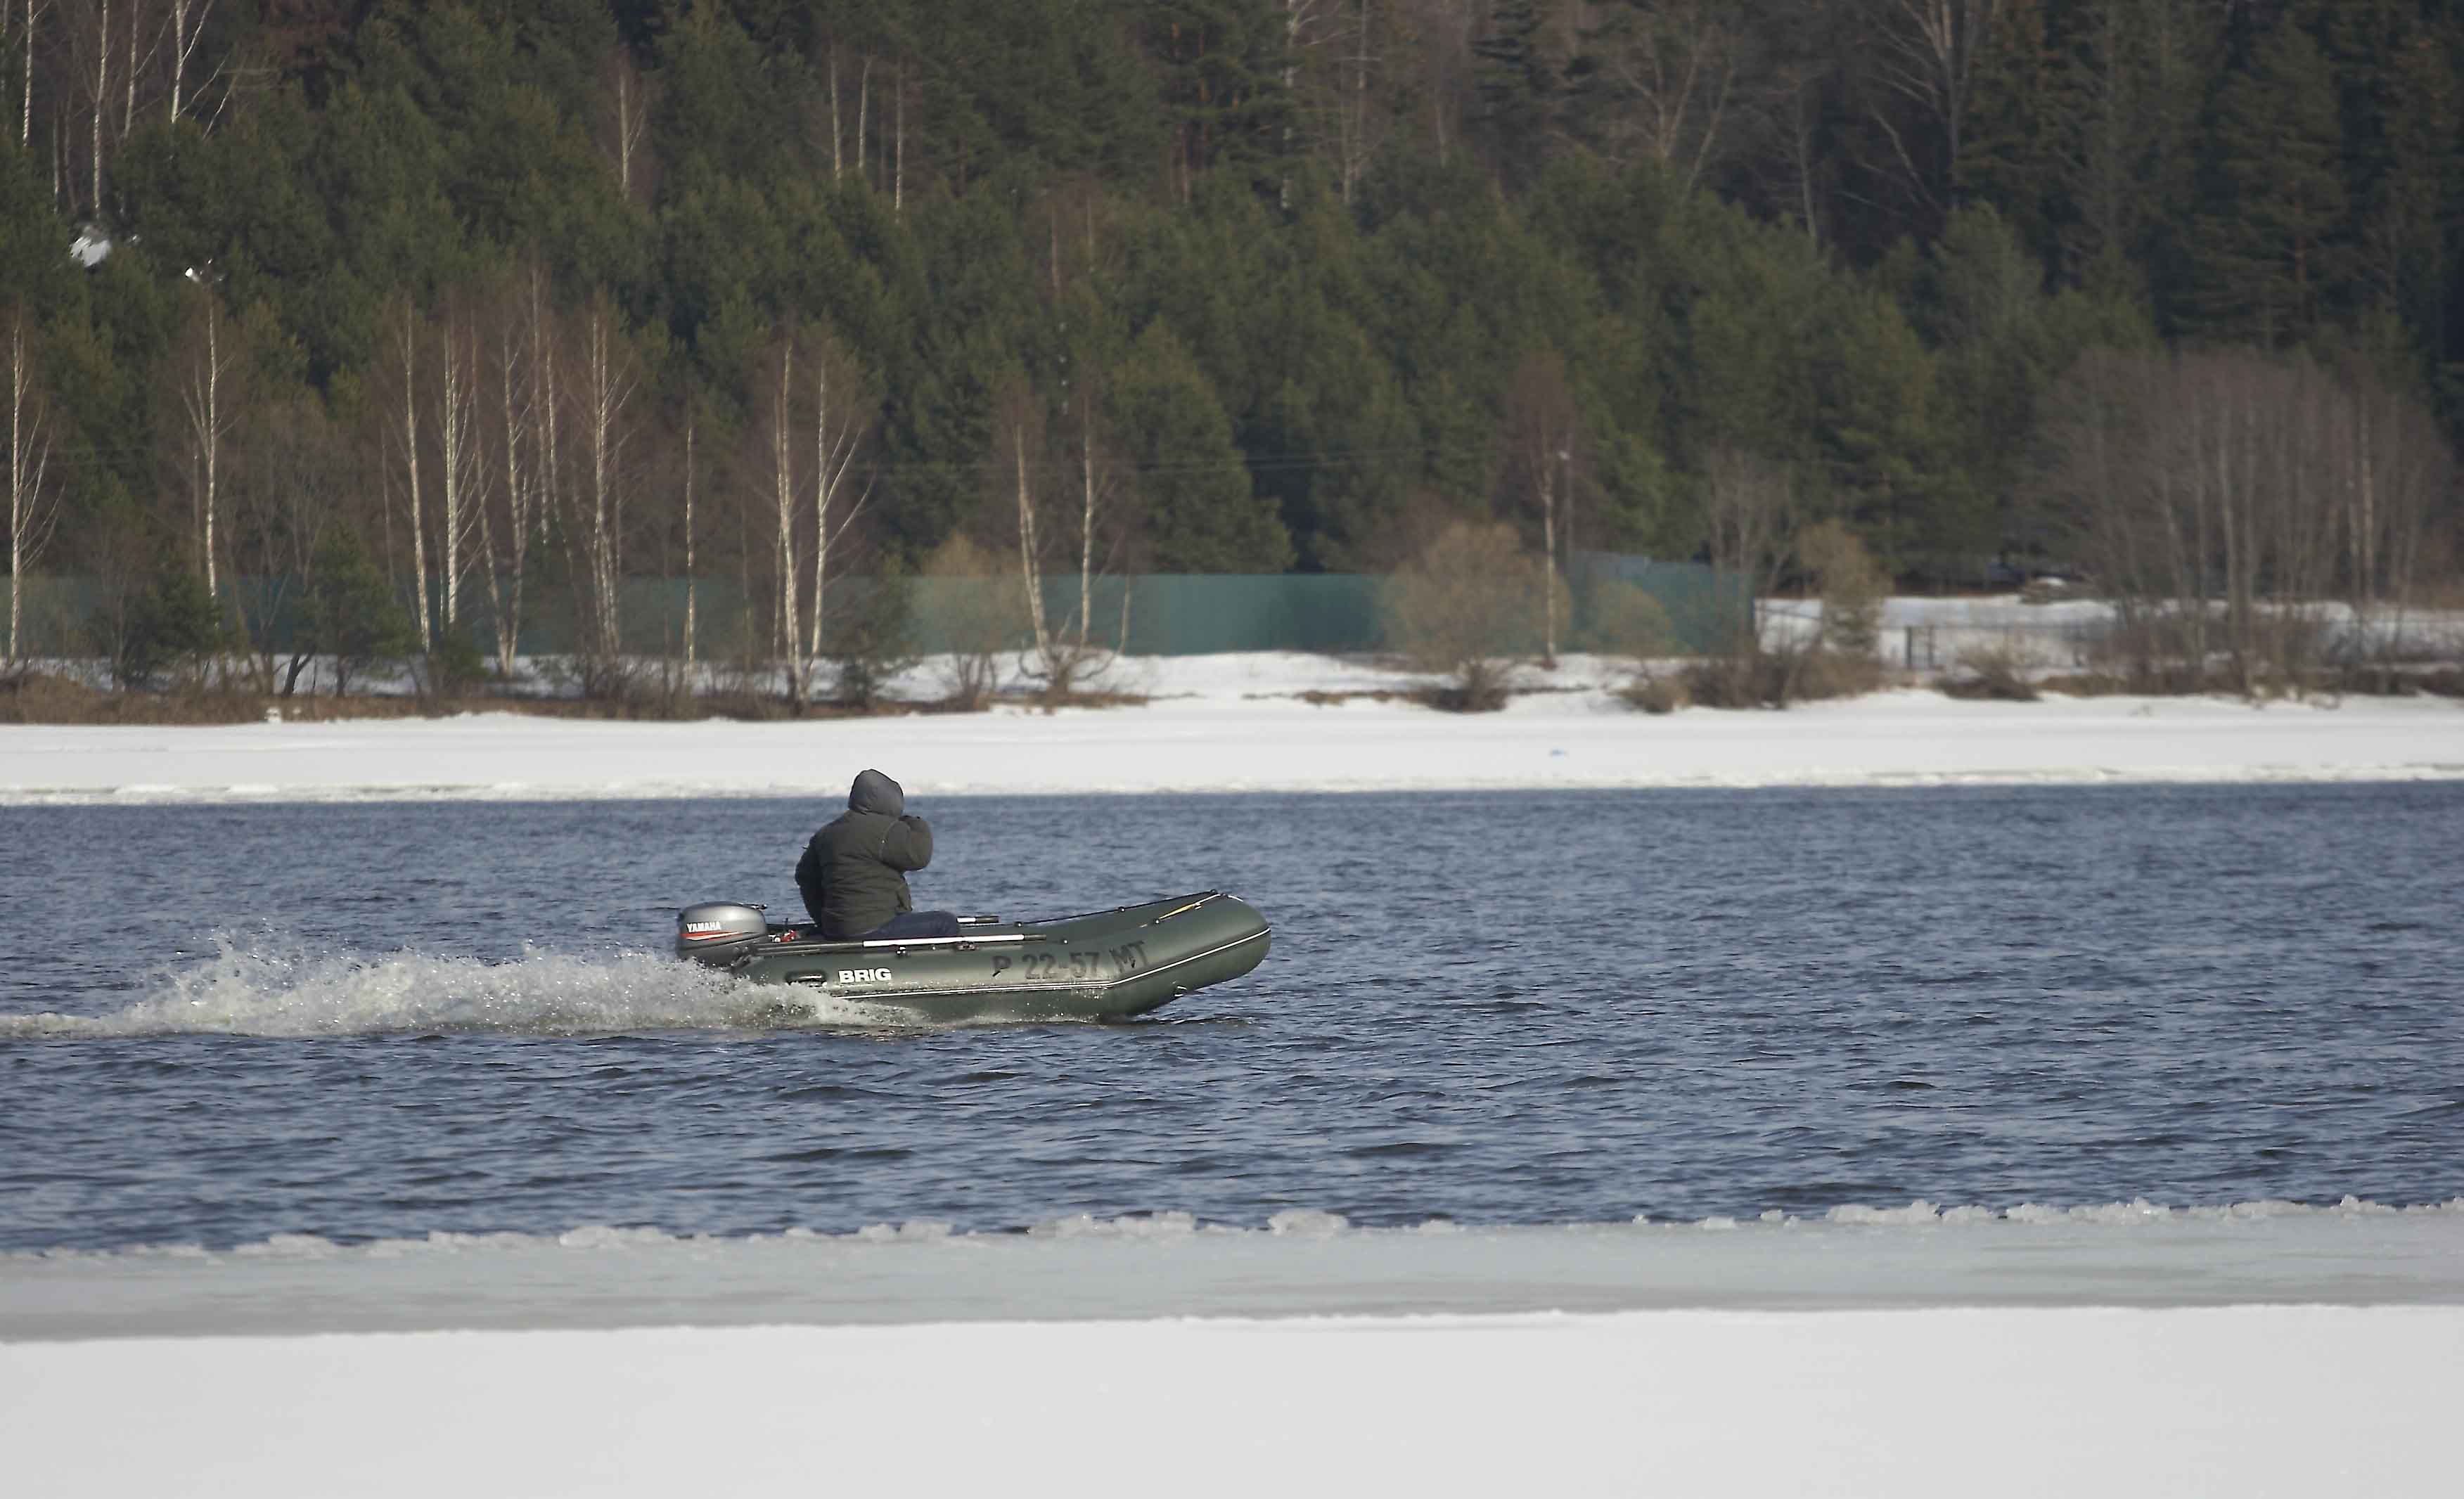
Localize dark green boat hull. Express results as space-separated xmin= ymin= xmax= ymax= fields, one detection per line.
xmin=712 ymin=892 xmax=1270 ymax=1022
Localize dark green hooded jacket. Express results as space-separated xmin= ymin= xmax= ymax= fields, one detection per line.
xmin=796 ymin=769 xmax=935 ymax=938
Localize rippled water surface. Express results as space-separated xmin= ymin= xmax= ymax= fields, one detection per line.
xmin=4 ymin=785 xmax=2460 ymax=1252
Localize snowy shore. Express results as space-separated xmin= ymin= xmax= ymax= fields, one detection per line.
xmin=5 ymin=651 xmax=2460 ymax=804
xmin=11 ymin=1306 xmax=2459 ymax=1496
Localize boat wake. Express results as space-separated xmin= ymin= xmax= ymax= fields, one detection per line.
xmin=0 ymin=939 xmax=963 ymax=1039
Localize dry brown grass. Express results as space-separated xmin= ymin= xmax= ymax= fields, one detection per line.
xmin=1939 ymin=646 xmax=2041 ymax=702
xmin=0 ymin=670 xmax=1145 ymax=725
xmin=1616 ymin=675 xmax=1688 ymax=714
xmin=1681 ymin=645 xmax=1880 ymax=709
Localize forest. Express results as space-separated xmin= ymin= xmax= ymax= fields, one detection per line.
xmin=1 ymin=1 xmax=2459 ymax=697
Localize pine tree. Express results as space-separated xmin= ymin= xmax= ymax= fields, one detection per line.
xmin=1111 ymin=322 xmax=1292 ymax=573
xmin=1471 ymin=0 xmax=1556 ymax=184
xmin=1963 ymin=0 xmax=2059 ymax=269
xmin=2190 ymin=19 xmax=2349 ymax=345
xmin=2323 ymin=1 xmax=2460 ymax=361
xmin=2046 ymin=0 xmax=2222 ymax=316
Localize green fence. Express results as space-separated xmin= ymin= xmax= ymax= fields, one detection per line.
xmin=1567 ymin=551 xmax=1749 ymax=655
xmin=6 ymin=558 xmax=1741 ymax=660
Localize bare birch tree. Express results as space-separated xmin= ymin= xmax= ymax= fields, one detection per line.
xmin=433 ymin=307 xmax=490 ymax=638
xmin=162 ymin=0 xmax=207 ymax=121
xmin=474 ymin=266 xmax=554 ymax=678
xmin=1697 ymin=446 xmax=1798 ymax=700
xmin=1281 ymin=0 xmax=1396 ymax=206
xmin=802 ymin=326 xmax=875 ymax=676
xmin=378 ymin=296 xmax=430 ymax=652
xmin=172 ymin=281 xmax=236 ymax=600
xmin=601 ymin=46 xmax=654 ymax=202
xmin=681 ymin=401 xmax=697 ymax=675
xmin=1865 ymin=0 xmax=2002 ymax=217
xmin=566 ymin=289 xmax=637 ymax=679
xmin=1761 ymin=58 xmax=1833 ymax=252
xmin=19 ymin=0 xmax=50 ymax=148
xmin=70 ymin=0 xmax=110 ymax=209
xmin=1577 ymin=0 xmax=1742 ymax=192
xmin=1504 ymin=350 xmax=1580 ymax=667
xmin=992 ymin=377 xmax=1056 ymax=680
xmin=756 ymin=333 xmax=809 ymax=705
xmin=4 ymin=300 xmax=56 ymax=664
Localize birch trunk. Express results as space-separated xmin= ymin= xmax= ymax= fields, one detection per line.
xmin=807 ymin=349 xmax=827 ymax=667
xmin=6 ymin=303 xmax=55 ymax=662
xmin=577 ymin=300 xmax=630 ymax=665
xmin=178 ymin=293 xmax=233 ymax=603
xmin=167 ymin=0 xmax=209 ymax=121
xmin=768 ymin=342 xmax=802 ymax=706
xmin=22 ymin=0 xmax=38 ymax=148
xmin=531 ymin=272 xmax=560 ymax=550
xmin=1015 ymin=427 xmax=1049 ymax=660
xmin=391 ymin=311 xmax=430 ymax=652
xmin=612 ymin=58 xmax=638 ymax=197
xmin=487 ymin=315 xmax=534 ymax=676
xmin=122 ymin=0 xmax=138 ymax=135
xmin=681 ymin=414 xmax=695 ymax=674
xmin=437 ymin=323 xmax=465 ymax=629
xmin=856 ymin=53 xmax=872 ymax=188
xmin=89 ymin=0 xmax=107 ymax=210
xmin=1076 ymin=429 xmax=1096 ymax=652
xmin=1541 ymin=470 xmax=1558 ymax=667
xmin=804 ymin=340 xmax=873 ymax=669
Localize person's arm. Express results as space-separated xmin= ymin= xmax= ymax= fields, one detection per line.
xmin=881 ymin=814 xmax=934 ymax=872
xmin=795 ymin=836 xmax=827 ymax=920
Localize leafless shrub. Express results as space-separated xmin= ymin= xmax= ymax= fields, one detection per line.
xmin=1680 ymin=638 xmax=1875 ymax=707
xmin=1617 ymin=674 xmax=1688 ymax=714
xmin=1942 ymin=645 xmax=2041 ymax=702
xmin=1690 ymin=447 xmax=1799 ymax=706
xmin=1797 ymin=518 xmax=1890 ymax=659
xmin=921 ymin=534 xmax=1026 ymax=709
xmin=1587 ymin=578 xmax=1685 ymax=709
xmin=1382 ymin=520 xmax=1561 ymax=712
xmin=1582 ymin=579 xmax=1679 ymax=662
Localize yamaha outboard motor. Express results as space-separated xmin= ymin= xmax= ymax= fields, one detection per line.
xmin=675 ymin=902 xmax=771 ymax=966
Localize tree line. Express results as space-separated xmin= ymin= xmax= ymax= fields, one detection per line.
xmin=1 ymin=1 xmax=2460 ymax=693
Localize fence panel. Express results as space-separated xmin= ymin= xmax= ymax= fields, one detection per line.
xmin=6 ymin=560 xmax=1743 ymax=660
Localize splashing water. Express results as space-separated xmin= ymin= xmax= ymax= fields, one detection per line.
xmin=0 ymin=938 xmax=932 ymax=1039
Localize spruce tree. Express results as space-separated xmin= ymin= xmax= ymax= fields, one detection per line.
xmin=2190 ymin=20 xmax=2349 ymax=345
xmin=1472 ymin=0 xmax=1557 ymax=184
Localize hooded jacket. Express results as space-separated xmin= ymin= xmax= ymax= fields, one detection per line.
xmin=796 ymin=769 xmax=935 ymax=938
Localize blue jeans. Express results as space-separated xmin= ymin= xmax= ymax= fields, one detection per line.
xmin=862 ymin=911 xmax=961 ymax=940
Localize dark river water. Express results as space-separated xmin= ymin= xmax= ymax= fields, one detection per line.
xmin=3 ymin=785 xmax=2460 ymax=1253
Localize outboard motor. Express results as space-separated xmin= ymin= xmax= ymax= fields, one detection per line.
xmin=675 ymin=902 xmax=771 ymax=966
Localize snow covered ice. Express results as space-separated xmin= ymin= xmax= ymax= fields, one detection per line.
xmin=4 ymin=650 xmax=2462 ymax=804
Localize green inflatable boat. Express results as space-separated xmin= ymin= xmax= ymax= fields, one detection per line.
xmin=672 ymin=891 xmax=1271 ymax=1022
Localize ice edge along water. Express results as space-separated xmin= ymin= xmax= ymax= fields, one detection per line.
xmin=4 ymin=652 xmax=2461 ymax=806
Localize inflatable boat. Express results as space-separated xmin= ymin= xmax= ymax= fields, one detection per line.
xmin=672 ymin=891 xmax=1271 ymax=1022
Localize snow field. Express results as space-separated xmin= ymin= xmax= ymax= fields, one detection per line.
xmin=8 ymin=1307 xmax=2459 ymax=1497
xmin=4 ymin=650 xmax=2460 ymax=804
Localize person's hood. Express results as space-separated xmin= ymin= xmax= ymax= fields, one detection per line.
xmin=848 ymin=768 xmax=904 ymax=816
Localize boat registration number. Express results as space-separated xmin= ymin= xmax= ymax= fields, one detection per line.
xmin=996 ymin=941 xmax=1149 ymax=983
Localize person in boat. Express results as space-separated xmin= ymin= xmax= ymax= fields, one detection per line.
xmin=796 ymin=768 xmax=961 ymax=941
